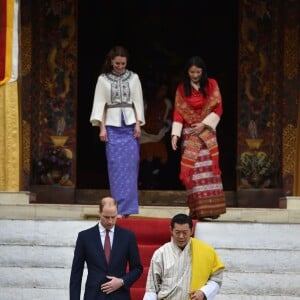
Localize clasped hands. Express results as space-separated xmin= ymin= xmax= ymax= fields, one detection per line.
xmin=171 ymin=122 xmax=206 ymax=151
xmin=188 ymin=122 xmax=206 ymax=135
xmin=100 ymin=275 xmax=123 ymax=294
xmin=189 ymin=289 xmax=207 ymax=300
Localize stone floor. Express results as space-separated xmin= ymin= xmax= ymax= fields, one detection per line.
xmin=0 ymin=191 xmax=300 ymax=223
xmin=1 ymin=192 xmax=300 ymax=300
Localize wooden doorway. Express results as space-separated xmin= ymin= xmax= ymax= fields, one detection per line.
xmin=76 ymin=0 xmax=238 ymax=192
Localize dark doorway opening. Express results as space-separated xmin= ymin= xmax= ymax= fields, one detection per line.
xmin=77 ymin=0 xmax=238 ymax=191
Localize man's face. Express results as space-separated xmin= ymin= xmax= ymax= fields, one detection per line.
xmin=171 ymin=223 xmax=192 ymax=249
xmin=99 ymin=205 xmax=118 ymax=230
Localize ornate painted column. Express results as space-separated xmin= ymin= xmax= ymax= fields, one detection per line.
xmin=20 ymin=0 xmax=77 ymax=200
xmin=237 ymin=0 xmax=300 ymax=206
xmin=281 ymin=0 xmax=300 ymax=197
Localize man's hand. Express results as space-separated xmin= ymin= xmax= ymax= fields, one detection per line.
xmin=189 ymin=289 xmax=206 ymax=300
xmin=100 ymin=276 xmax=123 ymax=294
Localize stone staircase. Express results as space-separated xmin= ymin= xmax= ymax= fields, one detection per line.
xmin=196 ymin=222 xmax=300 ymax=299
xmin=0 ymin=193 xmax=300 ymax=299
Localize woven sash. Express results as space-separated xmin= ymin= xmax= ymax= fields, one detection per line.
xmin=175 ymin=85 xmax=221 ymax=188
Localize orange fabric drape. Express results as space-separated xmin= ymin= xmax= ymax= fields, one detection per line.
xmin=0 ymin=0 xmax=14 ymax=85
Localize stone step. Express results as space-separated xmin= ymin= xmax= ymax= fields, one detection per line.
xmin=0 ymin=267 xmax=299 ymax=297
xmin=2 ymin=220 xmax=299 ymax=250
xmin=195 ymin=222 xmax=300 ymax=249
xmin=1 ymin=245 xmax=299 ymax=273
xmin=1 ymin=202 xmax=300 ymax=223
xmin=0 ymin=220 xmax=300 ymax=299
xmin=0 ymin=288 xmax=299 ymax=300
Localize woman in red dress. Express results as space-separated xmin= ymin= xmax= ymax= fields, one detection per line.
xmin=171 ymin=56 xmax=226 ymax=220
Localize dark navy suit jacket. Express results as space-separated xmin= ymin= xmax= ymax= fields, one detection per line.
xmin=69 ymin=224 xmax=143 ymax=300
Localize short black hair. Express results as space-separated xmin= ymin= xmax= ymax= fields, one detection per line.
xmin=171 ymin=213 xmax=193 ymax=230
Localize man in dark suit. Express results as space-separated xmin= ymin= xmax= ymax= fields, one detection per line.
xmin=70 ymin=196 xmax=143 ymax=300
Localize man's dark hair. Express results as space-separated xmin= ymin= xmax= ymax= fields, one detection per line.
xmin=171 ymin=213 xmax=193 ymax=229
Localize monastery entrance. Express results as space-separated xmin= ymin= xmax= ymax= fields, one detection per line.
xmin=76 ymin=0 xmax=238 ymax=194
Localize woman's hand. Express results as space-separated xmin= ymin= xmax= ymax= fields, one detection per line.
xmin=189 ymin=122 xmax=206 ymax=135
xmin=171 ymin=135 xmax=179 ymax=151
xmin=99 ymin=125 xmax=108 ymax=142
xmin=134 ymin=121 xmax=141 ymax=138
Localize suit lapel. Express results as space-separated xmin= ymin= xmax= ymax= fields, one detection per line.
xmin=111 ymin=226 xmax=123 ymax=258
xmin=92 ymin=224 xmax=108 ymax=264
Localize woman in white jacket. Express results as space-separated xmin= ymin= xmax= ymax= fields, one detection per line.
xmin=90 ymin=45 xmax=145 ymax=217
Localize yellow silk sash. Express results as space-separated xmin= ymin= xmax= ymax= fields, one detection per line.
xmin=189 ymin=238 xmax=225 ymax=292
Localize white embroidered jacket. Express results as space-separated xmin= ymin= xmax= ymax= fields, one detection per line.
xmin=90 ymin=70 xmax=145 ymax=127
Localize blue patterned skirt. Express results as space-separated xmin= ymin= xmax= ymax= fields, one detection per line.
xmin=106 ymin=121 xmax=139 ymax=215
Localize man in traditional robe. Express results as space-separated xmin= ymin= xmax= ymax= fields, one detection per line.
xmin=143 ymin=213 xmax=224 ymax=300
